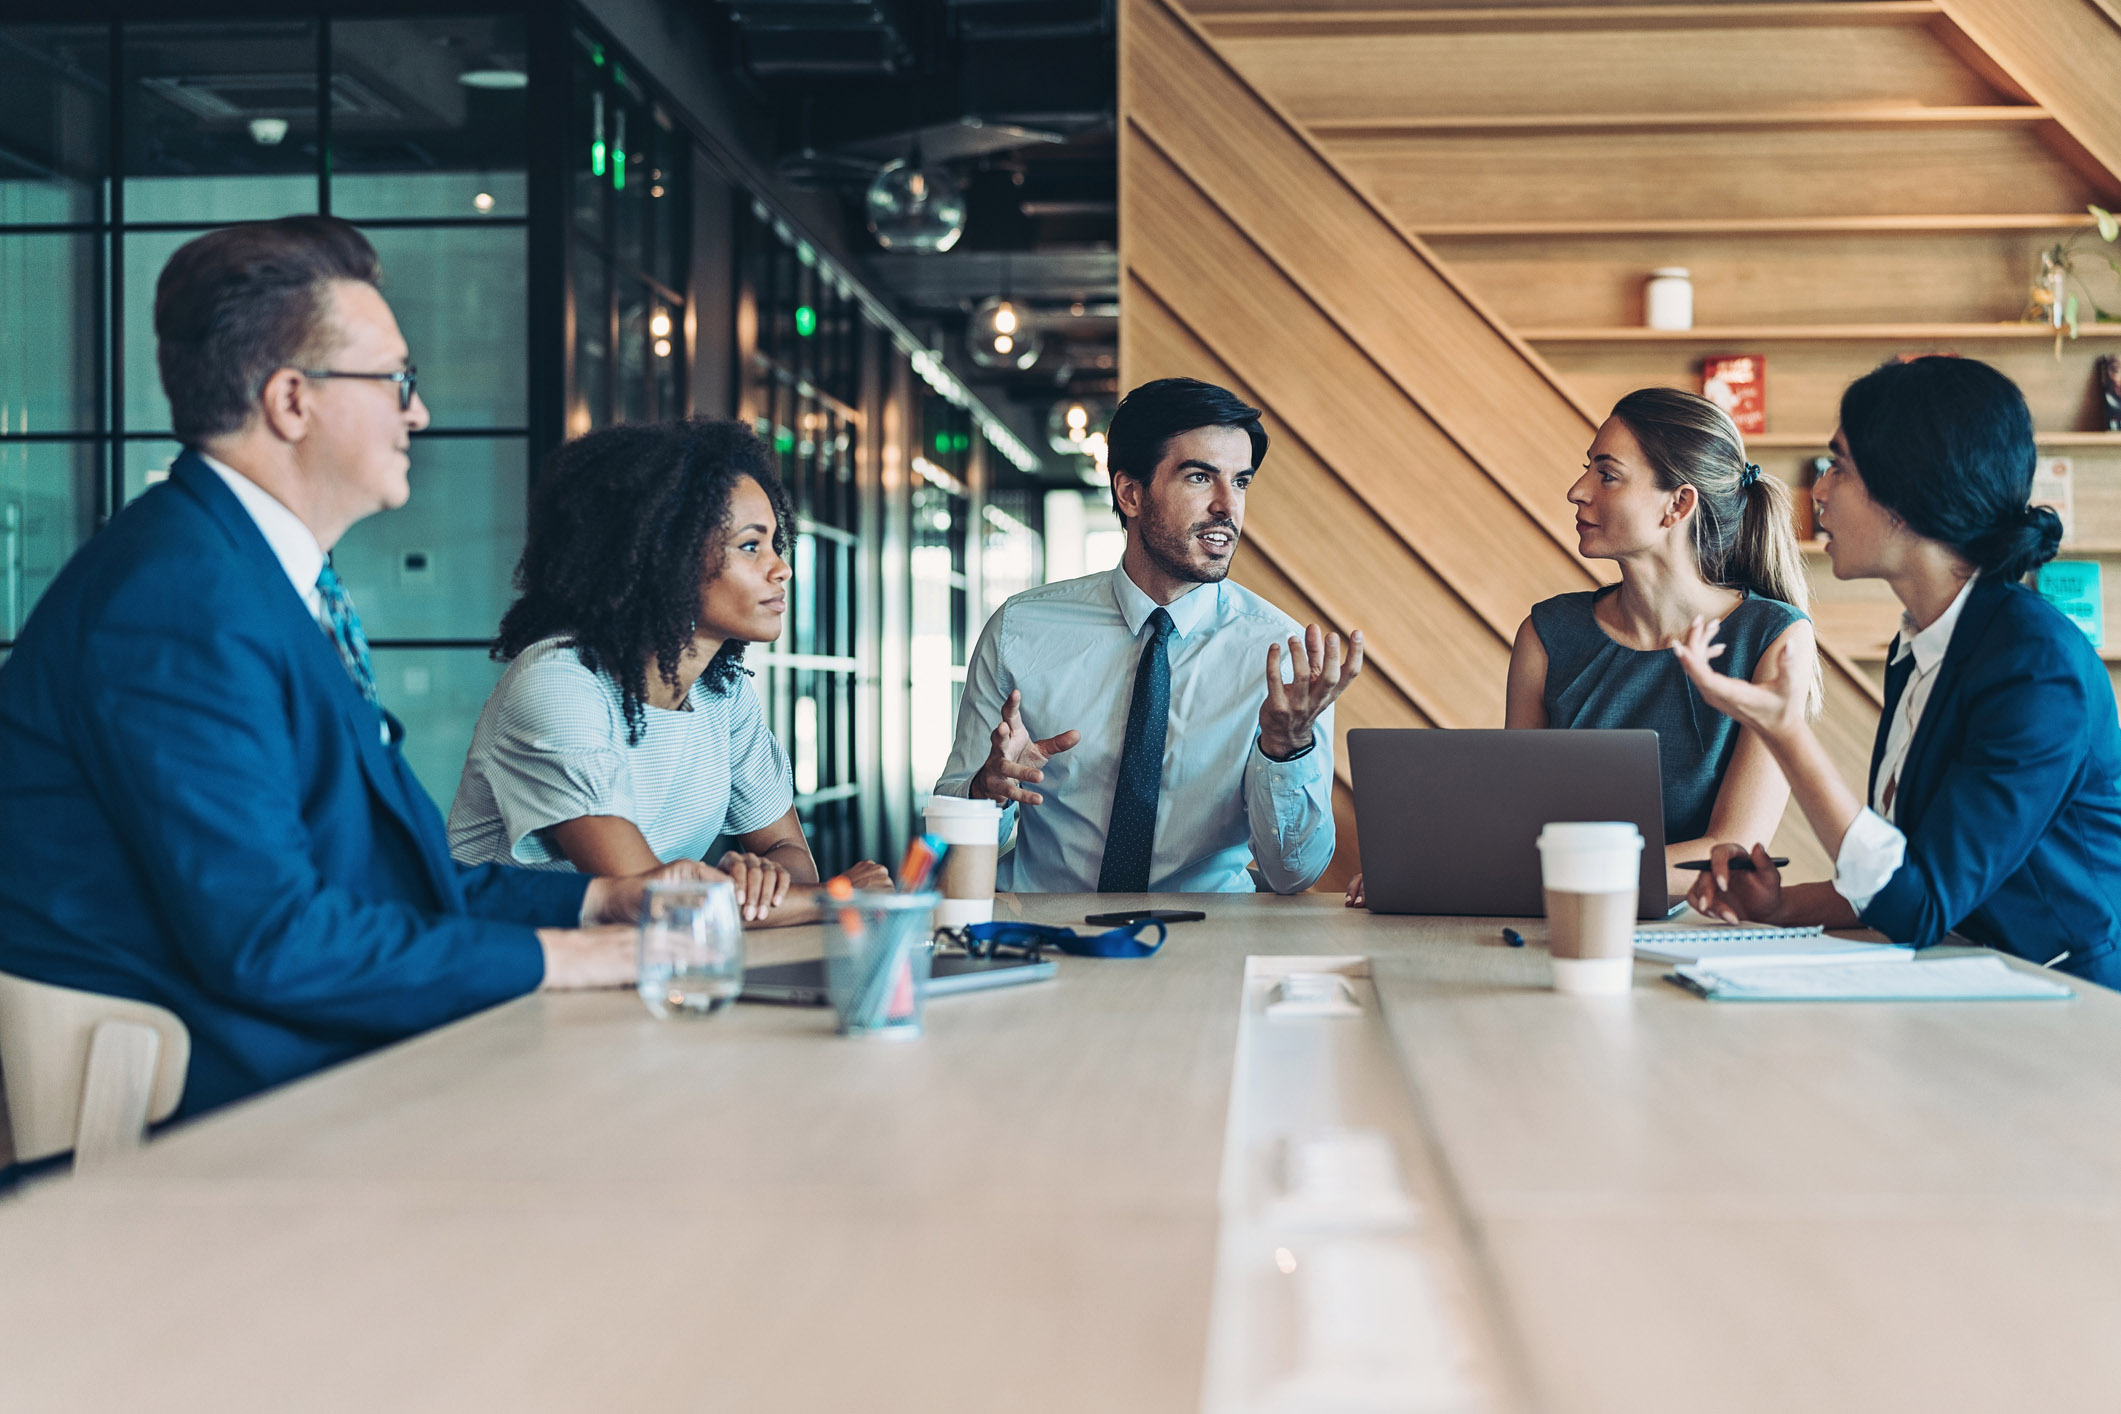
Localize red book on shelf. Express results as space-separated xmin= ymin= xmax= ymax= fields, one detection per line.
xmin=1701 ymin=354 xmax=1767 ymax=435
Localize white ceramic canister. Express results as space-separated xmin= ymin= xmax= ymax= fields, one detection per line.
xmin=1645 ymin=267 xmax=1694 ymax=331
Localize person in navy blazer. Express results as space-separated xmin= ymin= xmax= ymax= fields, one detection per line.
xmin=1673 ymin=355 xmax=2121 ymax=987
xmin=0 ymin=218 xmax=699 ymax=1120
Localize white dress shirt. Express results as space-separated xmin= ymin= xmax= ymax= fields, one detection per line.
xmin=1833 ymin=573 xmax=1980 ymax=912
xmin=932 ymin=565 xmax=1336 ymax=894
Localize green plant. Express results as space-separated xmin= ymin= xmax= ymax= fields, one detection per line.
xmin=2029 ymin=205 xmax=2121 ymax=351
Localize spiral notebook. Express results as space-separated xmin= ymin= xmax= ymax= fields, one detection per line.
xmin=1632 ymin=923 xmax=1911 ymax=968
xmin=1668 ymin=955 xmax=2075 ymax=1003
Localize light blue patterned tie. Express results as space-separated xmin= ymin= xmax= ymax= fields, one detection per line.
xmin=315 ymin=561 xmax=380 ymax=711
xmin=1098 ymin=607 xmax=1173 ymax=893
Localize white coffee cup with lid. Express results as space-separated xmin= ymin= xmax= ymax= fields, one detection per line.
xmin=1537 ymin=822 xmax=1644 ymax=996
xmin=924 ymin=795 xmax=1003 ymax=927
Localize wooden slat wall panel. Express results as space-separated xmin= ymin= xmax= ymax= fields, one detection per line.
xmin=1124 ymin=0 xmax=1609 ymax=549
xmin=1128 ymin=283 xmax=1513 ymax=727
xmin=1188 ymin=1 xmax=1951 ymax=17
xmin=1212 ymin=22 xmax=2001 ymax=119
xmin=1331 ymin=126 xmax=2111 ymax=227
xmin=1938 ymin=0 xmax=2121 ymax=179
xmin=1120 ymin=145 xmax=1597 ymax=637
xmin=1123 ymin=0 xmax=1899 ymax=888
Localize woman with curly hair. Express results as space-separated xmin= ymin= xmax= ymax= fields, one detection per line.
xmin=448 ymin=418 xmax=888 ymax=924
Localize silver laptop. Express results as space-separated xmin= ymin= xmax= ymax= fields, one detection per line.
xmin=1348 ymin=728 xmax=1669 ymax=919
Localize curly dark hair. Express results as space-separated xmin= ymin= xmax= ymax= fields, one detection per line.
xmin=496 ymin=418 xmax=794 ymax=745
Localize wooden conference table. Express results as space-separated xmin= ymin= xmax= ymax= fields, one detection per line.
xmin=4 ymin=892 xmax=2121 ymax=1411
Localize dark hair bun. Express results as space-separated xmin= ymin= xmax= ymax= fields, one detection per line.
xmin=1973 ymin=502 xmax=2064 ymax=580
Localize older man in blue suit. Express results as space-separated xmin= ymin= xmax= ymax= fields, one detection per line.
xmin=0 ymin=217 xmax=693 ymax=1119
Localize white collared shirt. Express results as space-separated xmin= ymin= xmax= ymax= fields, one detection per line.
xmin=199 ymin=453 xmax=326 ymax=621
xmin=1833 ymin=574 xmax=1980 ymax=912
xmin=932 ymin=564 xmax=1337 ymax=894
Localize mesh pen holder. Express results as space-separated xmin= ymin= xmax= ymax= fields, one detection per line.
xmin=820 ymin=891 xmax=938 ymax=1039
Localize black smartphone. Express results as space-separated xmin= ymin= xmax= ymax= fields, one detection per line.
xmin=1675 ymin=856 xmax=1790 ymax=873
xmin=1085 ymin=908 xmax=1206 ymax=926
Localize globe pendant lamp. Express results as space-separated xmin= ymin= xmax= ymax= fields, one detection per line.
xmin=1046 ymin=395 xmax=1114 ymax=455
xmin=968 ymin=295 xmax=1041 ymax=370
xmin=865 ymin=140 xmax=966 ymax=253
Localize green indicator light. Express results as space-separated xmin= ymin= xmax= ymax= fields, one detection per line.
xmin=933 ymin=431 xmax=949 ymax=454
xmin=952 ymin=432 xmax=971 ymax=453
xmin=612 ymin=149 xmax=625 ymax=190
xmin=591 ymin=141 xmax=605 ymax=177
xmin=774 ymin=427 xmax=795 ymax=454
xmin=794 ymin=305 xmax=817 ymax=337
xmin=591 ymin=45 xmax=606 ymax=66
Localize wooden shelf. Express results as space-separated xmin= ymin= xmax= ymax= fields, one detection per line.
xmin=1762 ymin=432 xmax=2121 ymax=449
xmin=1836 ymin=645 xmax=2121 ymax=663
xmin=1520 ymin=323 xmax=2121 ymax=342
xmin=1805 ymin=537 xmax=2121 ymax=554
xmin=1314 ymin=107 xmax=2050 ymax=137
xmin=1201 ymin=3 xmax=1942 ymax=37
xmin=1415 ymin=214 xmax=2098 ymax=237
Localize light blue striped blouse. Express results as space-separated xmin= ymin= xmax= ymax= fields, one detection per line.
xmin=448 ymin=636 xmax=794 ymax=872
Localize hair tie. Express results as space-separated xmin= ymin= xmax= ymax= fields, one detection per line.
xmin=1740 ymin=462 xmax=1762 ymax=488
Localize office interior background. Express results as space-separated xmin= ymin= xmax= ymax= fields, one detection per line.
xmin=0 ymin=0 xmax=1124 ymax=881
xmin=5 ymin=0 xmax=2121 ymax=886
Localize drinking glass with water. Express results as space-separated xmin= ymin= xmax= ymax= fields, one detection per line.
xmin=637 ymin=878 xmax=745 ymax=1018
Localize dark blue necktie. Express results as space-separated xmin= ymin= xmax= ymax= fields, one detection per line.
xmin=1883 ymin=643 xmax=1916 ymax=714
xmin=1878 ymin=644 xmax=1918 ymax=811
xmin=1098 ymin=607 xmax=1173 ymax=893
xmin=315 ymin=560 xmax=380 ymax=711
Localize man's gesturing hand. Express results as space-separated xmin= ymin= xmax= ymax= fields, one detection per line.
xmin=1259 ymin=625 xmax=1365 ymax=760
xmin=971 ymin=689 xmax=1080 ymax=806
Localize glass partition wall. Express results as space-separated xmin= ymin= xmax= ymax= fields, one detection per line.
xmin=0 ymin=13 xmax=534 ymax=804
xmin=734 ymin=198 xmax=870 ymax=874
xmin=0 ymin=5 xmax=1029 ymax=877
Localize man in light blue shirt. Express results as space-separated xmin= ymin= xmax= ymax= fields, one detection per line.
xmin=932 ymin=378 xmax=1363 ymax=893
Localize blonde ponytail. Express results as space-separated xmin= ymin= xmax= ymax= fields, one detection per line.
xmin=1730 ymin=470 xmax=1810 ymax=616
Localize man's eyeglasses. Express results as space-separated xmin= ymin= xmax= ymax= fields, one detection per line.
xmin=296 ymin=366 xmax=419 ymax=411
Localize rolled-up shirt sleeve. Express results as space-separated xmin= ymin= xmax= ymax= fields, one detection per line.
xmin=1831 ymin=807 xmax=1907 ymax=914
xmin=1243 ymin=704 xmax=1336 ymax=894
xmin=931 ymin=603 xmax=1019 ymax=850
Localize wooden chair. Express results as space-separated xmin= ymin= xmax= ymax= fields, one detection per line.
xmin=0 ymin=971 xmax=187 ymax=1173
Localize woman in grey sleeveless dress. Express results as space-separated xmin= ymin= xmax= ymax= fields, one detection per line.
xmin=1349 ymin=388 xmax=1819 ymax=905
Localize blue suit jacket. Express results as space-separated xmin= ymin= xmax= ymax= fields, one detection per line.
xmin=0 ymin=451 xmax=588 ymax=1117
xmin=1863 ymin=575 xmax=2121 ymax=984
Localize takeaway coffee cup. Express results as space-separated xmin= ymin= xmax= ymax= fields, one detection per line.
xmin=924 ymin=795 xmax=1003 ymax=927
xmin=1537 ymin=822 xmax=1644 ymax=996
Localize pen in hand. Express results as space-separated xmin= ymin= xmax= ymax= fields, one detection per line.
xmin=1676 ymin=856 xmax=1789 ymax=873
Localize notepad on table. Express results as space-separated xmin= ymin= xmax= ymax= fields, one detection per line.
xmin=1668 ymin=955 xmax=2075 ymax=1003
xmin=1633 ymin=922 xmax=1911 ymax=968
